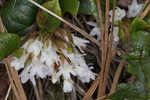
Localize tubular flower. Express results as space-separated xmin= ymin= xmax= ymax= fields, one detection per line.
xmin=10 ymin=32 xmax=95 ymax=93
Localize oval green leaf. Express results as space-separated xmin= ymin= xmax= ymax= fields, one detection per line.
xmin=0 ymin=0 xmax=44 ymax=36
xmin=0 ymin=33 xmax=21 ymax=61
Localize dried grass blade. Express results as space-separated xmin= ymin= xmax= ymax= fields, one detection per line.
xmin=110 ymin=60 xmax=125 ymax=94
xmin=5 ymin=58 xmax=27 ymax=100
xmin=5 ymin=62 xmax=22 ymax=100
xmin=98 ymin=0 xmax=117 ymax=98
xmin=96 ymin=0 xmax=106 ymax=98
xmin=5 ymin=85 xmax=11 ymax=100
xmin=82 ymin=77 xmax=100 ymax=100
xmin=137 ymin=0 xmax=150 ymax=18
xmin=140 ymin=4 xmax=150 ymax=19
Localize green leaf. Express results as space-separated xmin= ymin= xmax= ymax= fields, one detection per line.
xmin=127 ymin=59 xmax=145 ymax=82
xmin=142 ymin=35 xmax=150 ymax=88
xmin=108 ymin=82 xmax=148 ymax=100
xmin=0 ymin=0 xmax=44 ymax=36
xmin=78 ymin=0 xmax=92 ymax=14
xmin=60 ymin=0 xmax=80 ymax=15
xmin=143 ymin=35 xmax=150 ymax=56
xmin=127 ymin=34 xmax=150 ymax=90
xmin=130 ymin=18 xmax=150 ymax=33
xmin=130 ymin=31 xmax=149 ymax=52
xmin=0 ymin=33 xmax=21 ymax=61
xmin=12 ymin=48 xmax=24 ymax=58
xmin=36 ymin=0 xmax=62 ymax=32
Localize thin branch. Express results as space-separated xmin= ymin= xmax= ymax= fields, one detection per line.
xmin=82 ymin=77 xmax=100 ymax=100
xmin=5 ymin=85 xmax=11 ymax=100
xmin=104 ymin=0 xmax=110 ymax=54
xmin=137 ymin=0 xmax=150 ymax=18
xmin=82 ymin=47 xmax=117 ymax=100
xmin=33 ymin=84 xmax=41 ymax=100
xmin=96 ymin=0 xmax=106 ymax=98
xmin=5 ymin=58 xmax=27 ymax=100
xmin=110 ymin=60 xmax=125 ymax=94
xmin=28 ymin=0 xmax=100 ymax=47
xmin=98 ymin=0 xmax=117 ymax=98
xmin=96 ymin=60 xmax=125 ymax=100
xmin=140 ymin=4 xmax=150 ymax=19
xmin=37 ymin=78 xmax=44 ymax=100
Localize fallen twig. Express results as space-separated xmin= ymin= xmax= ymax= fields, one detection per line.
xmin=5 ymin=85 xmax=11 ymax=100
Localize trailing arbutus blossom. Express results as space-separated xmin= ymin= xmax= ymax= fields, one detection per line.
xmin=10 ymin=29 xmax=96 ymax=93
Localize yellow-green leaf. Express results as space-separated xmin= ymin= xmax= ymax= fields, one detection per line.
xmin=60 ymin=0 xmax=80 ymax=15
xmin=37 ymin=0 xmax=62 ymax=32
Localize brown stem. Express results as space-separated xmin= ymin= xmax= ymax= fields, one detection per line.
xmin=110 ymin=60 xmax=125 ymax=94
xmin=33 ymin=84 xmax=41 ymax=100
xmin=37 ymin=78 xmax=44 ymax=100
xmin=140 ymin=4 xmax=150 ymax=19
xmin=82 ymin=46 xmax=117 ymax=100
xmin=96 ymin=0 xmax=106 ymax=98
xmin=82 ymin=77 xmax=100 ymax=100
xmin=98 ymin=0 xmax=117 ymax=98
xmin=137 ymin=0 xmax=150 ymax=18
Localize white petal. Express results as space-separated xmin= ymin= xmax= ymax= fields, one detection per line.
xmin=109 ymin=7 xmax=126 ymax=22
xmin=27 ymin=39 xmax=43 ymax=56
xmin=40 ymin=42 xmax=59 ymax=67
xmin=10 ymin=54 xmax=28 ymax=71
xmin=86 ymin=21 xmax=97 ymax=27
xmin=63 ymin=80 xmax=73 ymax=93
xmin=51 ymin=73 xmax=60 ymax=84
xmin=113 ymin=27 xmax=119 ymax=42
xmin=90 ymin=27 xmax=101 ymax=40
xmin=29 ymin=60 xmax=49 ymax=79
xmin=127 ymin=0 xmax=143 ymax=18
xmin=72 ymin=35 xmax=89 ymax=52
xmin=30 ymin=75 xmax=36 ymax=86
xmin=19 ymin=67 xmax=31 ymax=84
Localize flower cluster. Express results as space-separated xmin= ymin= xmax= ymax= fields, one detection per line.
xmin=10 ymin=31 xmax=96 ymax=93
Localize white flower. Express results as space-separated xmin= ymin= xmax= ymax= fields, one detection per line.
xmin=87 ymin=21 xmax=101 ymax=40
xmin=63 ymin=50 xmax=85 ymax=67
xmin=20 ymin=58 xmax=50 ymax=85
xmin=109 ymin=7 xmax=126 ymax=22
xmin=57 ymin=61 xmax=76 ymax=80
xmin=109 ymin=26 xmax=119 ymax=49
xmin=29 ymin=59 xmax=49 ymax=79
xmin=40 ymin=42 xmax=59 ymax=68
xmin=75 ymin=66 xmax=95 ymax=83
xmin=113 ymin=27 xmax=119 ymax=42
xmin=10 ymin=54 xmax=28 ymax=71
xmin=27 ymin=39 xmax=43 ymax=56
xmin=51 ymin=72 xmax=60 ymax=84
xmin=127 ymin=0 xmax=143 ymax=18
xmin=72 ymin=35 xmax=89 ymax=52
xmin=19 ymin=66 xmax=35 ymax=85
xmin=63 ymin=79 xmax=73 ymax=93
xmin=64 ymin=51 xmax=96 ymax=83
